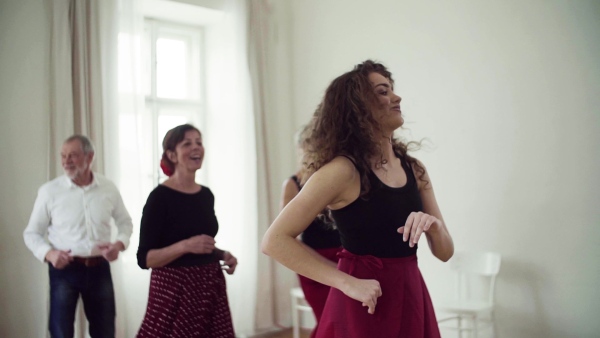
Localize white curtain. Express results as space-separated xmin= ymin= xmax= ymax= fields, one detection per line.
xmin=247 ymin=0 xmax=298 ymax=331
xmin=109 ymin=0 xmax=152 ymax=337
xmin=47 ymin=0 xmax=122 ymax=337
xmin=48 ymin=0 xmax=110 ymax=180
xmin=112 ymin=0 xmax=263 ymax=336
xmin=203 ymin=1 xmax=260 ymax=336
xmin=247 ymin=0 xmax=278 ymax=331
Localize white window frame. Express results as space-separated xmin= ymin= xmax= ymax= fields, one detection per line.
xmin=143 ymin=18 xmax=207 ymax=185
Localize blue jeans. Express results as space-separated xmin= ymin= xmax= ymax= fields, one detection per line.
xmin=48 ymin=260 xmax=115 ymax=338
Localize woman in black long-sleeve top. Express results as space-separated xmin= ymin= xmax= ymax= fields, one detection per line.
xmin=136 ymin=124 xmax=237 ymax=338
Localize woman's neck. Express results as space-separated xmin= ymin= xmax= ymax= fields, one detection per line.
xmin=371 ymin=135 xmax=399 ymax=169
xmin=165 ymin=171 xmax=200 ymax=193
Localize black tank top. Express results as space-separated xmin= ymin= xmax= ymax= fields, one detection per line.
xmin=291 ymin=176 xmax=342 ymax=249
xmin=330 ymin=155 xmax=423 ymax=257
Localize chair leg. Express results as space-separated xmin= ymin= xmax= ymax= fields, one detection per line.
xmin=471 ymin=315 xmax=478 ymax=338
xmin=491 ymin=311 xmax=497 ymax=338
xmin=291 ymin=296 xmax=299 ymax=338
xmin=457 ymin=316 xmax=462 ymax=338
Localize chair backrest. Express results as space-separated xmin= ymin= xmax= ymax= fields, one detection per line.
xmin=450 ymin=251 xmax=502 ymax=304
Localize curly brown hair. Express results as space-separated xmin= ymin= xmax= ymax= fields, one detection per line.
xmin=302 ymin=60 xmax=426 ymax=194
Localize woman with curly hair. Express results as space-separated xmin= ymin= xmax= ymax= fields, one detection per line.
xmin=262 ymin=60 xmax=453 ymax=337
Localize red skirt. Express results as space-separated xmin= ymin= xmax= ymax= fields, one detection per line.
xmin=316 ymin=250 xmax=440 ymax=338
xmin=136 ymin=262 xmax=235 ymax=338
xmin=298 ymin=247 xmax=342 ymax=338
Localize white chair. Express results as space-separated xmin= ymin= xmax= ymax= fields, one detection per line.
xmin=436 ymin=251 xmax=502 ymax=338
xmin=290 ymin=287 xmax=313 ymax=338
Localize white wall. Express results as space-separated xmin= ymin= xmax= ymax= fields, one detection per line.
xmin=280 ymin=0 xmax=600 ymax=337
xmin=0 ymin=0 xmax=50 ymax=337
xmin=2 ymin=0 xmax=599 ymax=337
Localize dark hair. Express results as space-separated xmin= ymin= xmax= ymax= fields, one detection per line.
xmin=65 ymin=135 xmax=95 ymax=154
xmin=160 ymin=124 xmax=201 ymax=176
xmin=303 ymin=60 xmax=426 ymax=193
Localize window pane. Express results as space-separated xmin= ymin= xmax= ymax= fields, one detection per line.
xmin=157 ymin=114 xmax=189 ymax=150
xmin=156 ymin=38 xmax=188 ymax=99
xmin=143 ymin=25 xmax=152 ymax=97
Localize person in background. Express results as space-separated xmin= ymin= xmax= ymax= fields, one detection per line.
xmin=280 ymin=123 xmax=342 ymax=337
xmin=136 ymin=123 xmax=237 ymax=338
xmin=24 ymin=134 xmax=133 ymax=338
xmin=262 ymin=60 xmax=453 ymax=338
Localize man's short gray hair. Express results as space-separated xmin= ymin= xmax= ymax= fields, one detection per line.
xmin=65 ymin=135 xmax=95 ymax=154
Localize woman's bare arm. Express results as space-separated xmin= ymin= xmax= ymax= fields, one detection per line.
xmin=279 ymin=176 xmax=337 ymax=268
xmin=403 ymin=161 xmax=454 ymax=262
xmin=263 ymin=157 xmax=382 ymax=314
xmin=280 ymin=177 xmax=300 ymax=210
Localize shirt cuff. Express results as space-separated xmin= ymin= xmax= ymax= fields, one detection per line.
xmin=115 ymin=235 xmax=130 ymax=251
xmin=35 ymin=245 xmax=53 ymax=263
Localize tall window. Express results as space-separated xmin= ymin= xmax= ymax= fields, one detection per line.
xmin=143 ymin=19 xmax=205 ymax=183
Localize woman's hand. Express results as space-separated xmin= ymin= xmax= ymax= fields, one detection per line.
xmin=341 ymin=277 xmax=382 ymax=314
xmin=397 ymin=211 xmax=442 ymax=248
xmin=221 ymin=251 xmax=238 ymax=275
xmin=184 ymin=235 xmax=216 ymax=254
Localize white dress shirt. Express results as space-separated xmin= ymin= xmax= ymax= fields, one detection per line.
xmin=23 ymin=173 xmax=133 ymax=262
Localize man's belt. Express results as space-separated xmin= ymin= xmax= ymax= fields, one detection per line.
xmin=72 ymin=256 xmax=105 ymax=267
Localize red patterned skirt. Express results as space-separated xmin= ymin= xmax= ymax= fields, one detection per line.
xmin=316 ymin=250 xmax=440 ymax=338
xmin=136 ymin=262 xmax=235 ymax=338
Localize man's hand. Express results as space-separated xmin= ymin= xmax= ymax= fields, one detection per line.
xmin=45 ymin=249 xmax=73 ymax=269
xmin=98 ymin=241 xmax=125 ymax=262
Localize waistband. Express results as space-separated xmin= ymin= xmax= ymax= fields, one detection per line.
xmin=72 ymin=256 xmax=105 ymax=267
xmin=337 ymin=249 xmax=417 ymax=275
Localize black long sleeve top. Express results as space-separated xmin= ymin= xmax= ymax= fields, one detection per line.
xmin=137 ymin=185 xmax=220 ymax=269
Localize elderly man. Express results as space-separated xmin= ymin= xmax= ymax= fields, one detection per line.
xmin=24 ymin=135 xmax=133 ymax=338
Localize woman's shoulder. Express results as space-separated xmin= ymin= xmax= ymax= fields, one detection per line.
xmin=330 ymin=155 xmax=359 ymax=172
xmin=282 ymin=174 xmax=301 ymax=190
xmin=313 ymin=156 xmax=361 ymax=209
xmin=156 ymin=183 xmax=208 ymax=195
xmin=313 ymin=156 xmax=359 ymax=184
xmin=199 ymin=184 xmax=214 ymax=196
xmin=282 ymin=176 xmax=299 ymax=191
xmin=405 ymin=157 xmax=432 ymax=190
xmin=146 ymin=184 xmax=171 ymax=199
xmin=142 ymin=185 xmax=170 ymax=209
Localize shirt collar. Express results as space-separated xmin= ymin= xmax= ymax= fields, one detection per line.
xmin=62 ymin=172 xmax=99 ymax=189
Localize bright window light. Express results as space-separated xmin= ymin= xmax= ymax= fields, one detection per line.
xmin=157 ymin=38 xmax=188 ymax=99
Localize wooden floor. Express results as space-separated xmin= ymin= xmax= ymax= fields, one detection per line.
xmin=250 ymin=327 xmax=311 ymax=338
